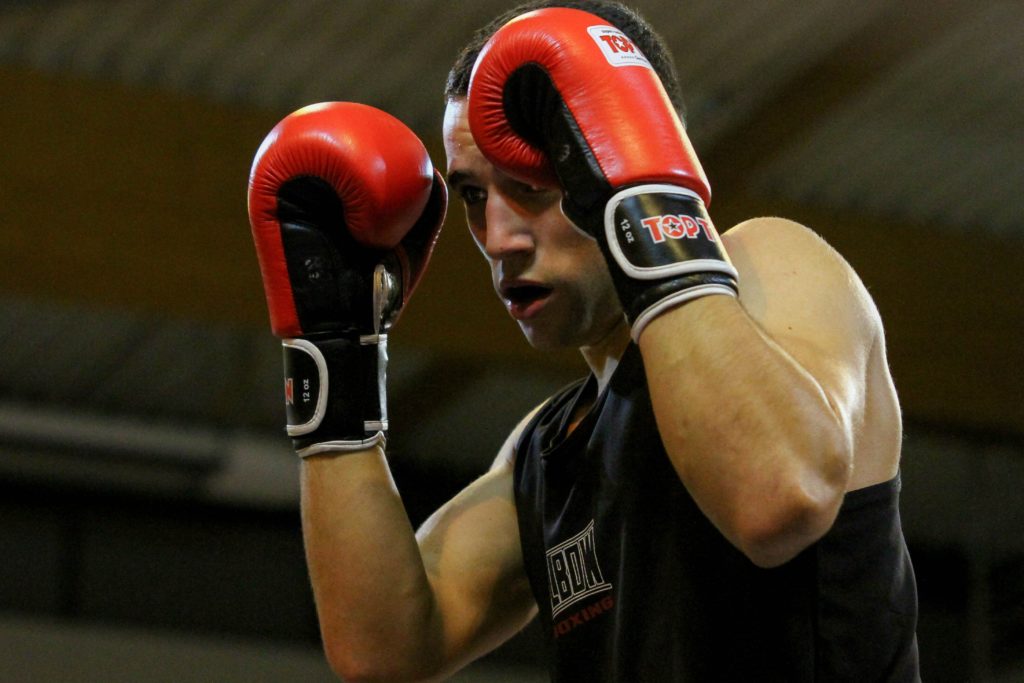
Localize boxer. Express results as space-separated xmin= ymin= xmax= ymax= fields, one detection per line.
xmin=249 ymin=3 xmax=920 ymax=680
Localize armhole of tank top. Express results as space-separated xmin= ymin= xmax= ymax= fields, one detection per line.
xmin=510 ymin=378 xmax=589 ymax=467
xmin=511 ymin=398 xmax=555 ymax=462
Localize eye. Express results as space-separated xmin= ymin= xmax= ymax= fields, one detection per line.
xmin=458 ymin=185 xmax=486 ymax=206
xmin=519 ymin=182 xmax=547 ymax=194
xmin=511 ymin=180 xmax=560 ymax=208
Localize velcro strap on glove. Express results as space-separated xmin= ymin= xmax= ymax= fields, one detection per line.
xmin=602 ymin=184 xmax=739 ymax=339
xmin=282 ymin=335 xmax=388 ymax=457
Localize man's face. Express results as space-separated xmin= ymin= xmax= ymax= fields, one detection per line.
xmin=442 ymin=99 xmax=624 ymax=350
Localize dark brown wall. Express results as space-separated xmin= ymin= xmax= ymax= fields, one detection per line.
xmin=4 ymin=65 xmax=1021 ymax=435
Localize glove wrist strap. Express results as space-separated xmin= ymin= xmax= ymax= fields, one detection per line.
xmin=600 ymin=184 xmax=740 ymax=340
xmin=283 ymin=335 xmax=388 ymax=458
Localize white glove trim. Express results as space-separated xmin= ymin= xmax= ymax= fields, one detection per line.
xmin=631 ymin=283 xmax=737 ymax=342
xmin=295 ymin=431 xmax=386 ymax=459
xmin=283 ymin=338 xmax=328 ymax=437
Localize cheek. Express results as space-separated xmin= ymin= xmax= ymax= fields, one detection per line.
xmin=557 ymin=247 xmax=614 ymax=308
xmin=575 ymin=247 xmax=619 ymax=313
xmin=468 ymin=227 xmax=486 ymax=256
xmin=569 ymin=236 xmax=610 ymax=283
xmin=464 ymin=207 xmax=486 ymax=249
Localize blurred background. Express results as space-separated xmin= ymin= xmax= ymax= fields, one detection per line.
xmin=1 ymin=0 xmax=1022 ymax=680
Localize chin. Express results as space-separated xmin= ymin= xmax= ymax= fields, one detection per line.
xmin=519 ymin=321 xmax=599 ymax=351
xmin=518 ymin=323 xmax=572 ymax=351
xmin=520 ymin=332 xmax=562 ymax=351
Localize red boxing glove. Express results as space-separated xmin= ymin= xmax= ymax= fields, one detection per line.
xmin=468 ymin=8 xmax=737 ymax=339
xmin=248 ymin=102 xmax=445 ymax=456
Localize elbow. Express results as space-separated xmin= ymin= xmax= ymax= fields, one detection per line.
xmin=735 ymin=443 xmax=851 ymax=569
xmin=317 ymin=593 xmax=445 ymax=682
xmin=325 ymin=660 xmax=422 ymax=683
xmin=323 ymin=641 xmax=380 ymax=683
xmin=734 ymin=493 xmax=839 ymax=568
xmin=323 ymin=638 xmax=439 ymax=683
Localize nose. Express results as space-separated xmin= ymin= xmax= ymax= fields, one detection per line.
xmin=481 ymin=192 xmax=534 ymax=260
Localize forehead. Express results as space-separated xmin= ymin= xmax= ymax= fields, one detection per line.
xmin=442 ymin=98 xmax=474 ymax=171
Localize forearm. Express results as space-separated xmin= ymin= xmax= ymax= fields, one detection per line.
xmin=301 ymin=447 xmax=443 ymax=681
xmin=639 ymin=295 xmax=852 ymax=566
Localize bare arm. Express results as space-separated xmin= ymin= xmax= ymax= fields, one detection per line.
xmin=302 ymin=417 xmax=536 ymax=681
xmin=416 ymin=445 xmax=538 ymax=674
xmin=638 ymin=217 xmax=893 ymax=568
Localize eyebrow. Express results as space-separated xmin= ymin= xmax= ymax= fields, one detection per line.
xmin=447 ymin=169 xmax=472 ymax=189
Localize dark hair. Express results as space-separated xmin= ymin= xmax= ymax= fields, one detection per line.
xmin=445 ymin=0 xmax=685 ymax=119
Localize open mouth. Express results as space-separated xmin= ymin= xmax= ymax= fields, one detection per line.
xmin=504 ymin=283 xmax=553 ymax=306
xmin=501 ymin=282 xmax=554 ymax=319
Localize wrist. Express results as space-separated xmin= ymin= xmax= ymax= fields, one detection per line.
xmin=636 ymin=291 xmax=740 ymax=345
xmin=283 ymin=334 xmax=389 ymax=457
xmin=599 ymin=184 xmax=739 ymax=339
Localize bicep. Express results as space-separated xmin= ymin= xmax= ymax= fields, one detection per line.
xmin=414 ymin=420 xmax=538 ymax=671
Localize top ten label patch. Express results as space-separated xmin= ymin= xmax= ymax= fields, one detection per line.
xmin=587 ymin=25 xmax=653 ymax=68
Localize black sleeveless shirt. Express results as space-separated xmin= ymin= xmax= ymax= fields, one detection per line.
xmin=513 ymin=343 xmax=920 ymax=681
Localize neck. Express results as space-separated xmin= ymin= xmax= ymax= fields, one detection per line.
xmin=579 ymin=319 xmax=631 ymax=394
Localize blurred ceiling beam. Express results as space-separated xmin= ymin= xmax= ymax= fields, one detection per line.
xmin=2 ymin=61 xmax=1022 ymax=438
xmin=702 ymin=0 xmax=978 ymax=194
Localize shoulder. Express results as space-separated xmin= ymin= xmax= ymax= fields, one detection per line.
xmin=722 ymin=216 xmax=851 ymax=268
xmin=720 ymin=217 xmax=902 ymax=485
xmin=489 ymin=374 xmax=592 ymax=472
xmin=489 ymin=400 xmax=548 ymax=472
xmin=721 ymin=216 xmax=882 ymax=349
xmin=722 ymin=216 xmax=860 ymax=300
